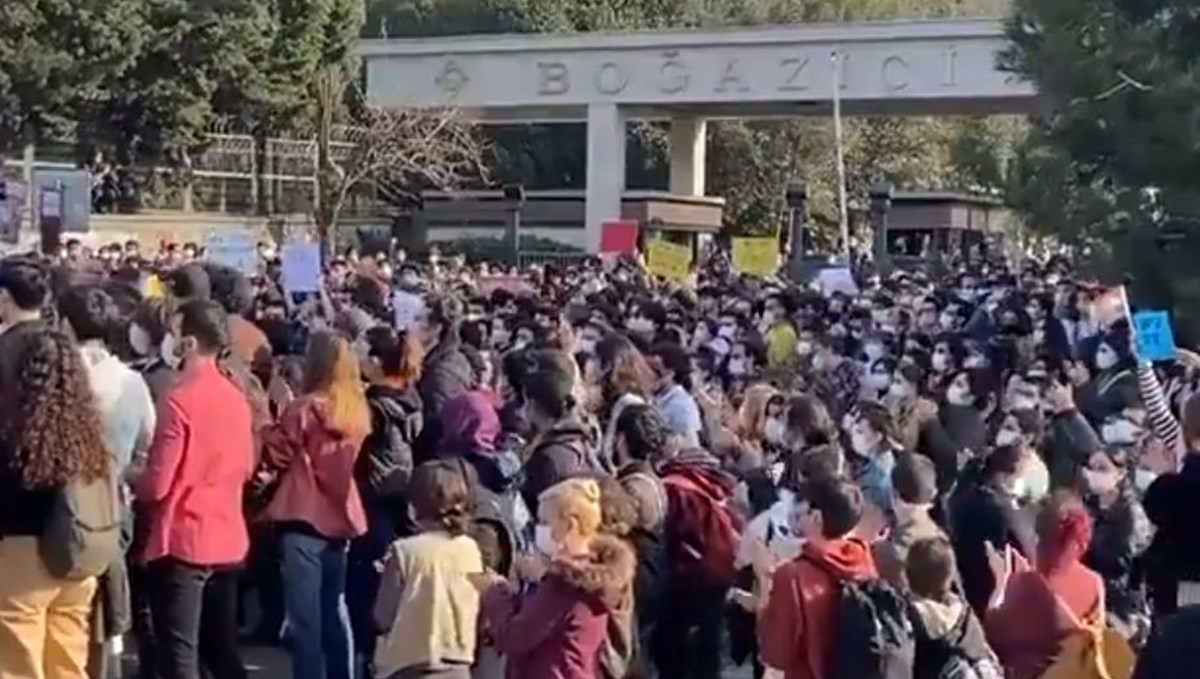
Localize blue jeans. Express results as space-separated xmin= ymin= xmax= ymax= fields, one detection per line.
xmin=280 ymin=531 xmax=355 ymax=679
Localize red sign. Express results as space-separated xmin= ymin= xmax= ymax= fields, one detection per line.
xmin=600 ymin=219 xmax=639 ymax=254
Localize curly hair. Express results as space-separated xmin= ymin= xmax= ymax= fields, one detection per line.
xmin=3 ymin=327 xmax=109 ymax=489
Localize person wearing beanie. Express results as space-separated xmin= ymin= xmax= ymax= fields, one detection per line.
xmin=984 ymin=491 xmax=1107 ymax=679
xmin=518 ymin=349 xmax=599 ymax=517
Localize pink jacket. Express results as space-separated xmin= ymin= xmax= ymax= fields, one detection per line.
xmin=262 ymin=395 xmax=368 ymax=541
xmin=136 ymin=358 xmax=255 ymax=566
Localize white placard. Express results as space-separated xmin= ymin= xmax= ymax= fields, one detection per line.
xmin=815 ymin=266 xmax=859 ymax=296
xmin=205 ymin=227 xmax=258 ymax=276
xmin=392 ymin=290 xmax=425 ymax=331
xmin=281 ymin=242 xmax=322 ymax=294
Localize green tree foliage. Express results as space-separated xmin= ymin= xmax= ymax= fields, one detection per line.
xmin=0 ymin=0 xmax=146 ymax=154
xmin=1001 ymin=0 xmax=1200 ymax=333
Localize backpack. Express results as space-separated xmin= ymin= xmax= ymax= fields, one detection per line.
xmin=1039 ymin=585 xmax=1135 ymax=679
xmin=912 ymin=605 xmax=1003 ymax=679
xmin=40 ymin=468 xmax=122 ymax=580
xmin=815 ymin=563 xmax=915 ymax=679
xmin=662 ymin=470 xmax=742 ymax=587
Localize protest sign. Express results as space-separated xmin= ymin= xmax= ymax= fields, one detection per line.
xmin=1134 ymin=310 xmax=1177 ymax=362
xmin=600 ymin=220 xmax=639 ymax=255
xmin=731 ymin=237 xmax=778 ymax=277
xmin=392 ymin=290 xmax=425 ymax=331
xmin=815 ymin=266 xmax=858 ymax=296
xmin=281 ymin=242 xmax=322 ymax=294
xmin=205 ymin=227 xmax=258 ymax=276
xmin=142 ymin=274 xmax=166 ymax=298
xmin=646 ymin=239 xmax=691 ymax=281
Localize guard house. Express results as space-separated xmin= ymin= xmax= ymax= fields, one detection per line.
xmin=885 ymin=191 xmax=1012 ymax=263
xmin=409 ymin=189 xmax=725 ymax=255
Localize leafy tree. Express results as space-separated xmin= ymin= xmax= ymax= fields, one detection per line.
xmin=0 ymin=0 xmax=145 ymax=155
xmin=1001 ymin=0 xmax=1200 ymax=335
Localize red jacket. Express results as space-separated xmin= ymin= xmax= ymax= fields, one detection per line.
xmin=136 ymin=358 xmax=255 ymax=566
xmin=758 ymin=538 xmax=878 ymax=679
xmin=262 ymin=395 xmax=368 ymax=541
xmin=985 ymin=563 xmax=1104 ymax=679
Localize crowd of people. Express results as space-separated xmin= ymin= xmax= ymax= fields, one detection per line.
xmin=1 ymin=237 xmax=1200 ymax=679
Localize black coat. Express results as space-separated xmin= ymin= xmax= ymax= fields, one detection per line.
xmin=948 ymin=481 xmax=1037 ymax=615
xmin=1085 ymin=492 xmax=1150 ymax=624
xmin=1142 ymin=453 xmax=1200 ymax=618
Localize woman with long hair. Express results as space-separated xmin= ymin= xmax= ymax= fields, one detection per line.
xmin=0 ymin=326 xmax=112 ymax=678
xmin=596 ymin=334 xmax=655 ymax=467
xmin=262 ymin=331 xmax=372 ymax=679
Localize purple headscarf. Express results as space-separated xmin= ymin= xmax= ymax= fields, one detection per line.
xmin=439 ymin=391 xmax=501 ymax=457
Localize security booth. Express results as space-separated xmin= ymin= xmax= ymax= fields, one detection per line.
xmin=885 ymin=191 xmax=1012 ymax=265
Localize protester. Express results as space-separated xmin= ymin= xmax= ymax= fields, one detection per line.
xmin=374 ymin=460 xmax=482 ymax=679
xmin=261 ymin=332 xmax=371 ymax=679
xmin=2 ymin=235 xmax=1192 ymax=679
xmin=477 ymin=477 xmax=635 ymax=678
xmin=137 ymin=299 xmax=254 ymax=679
xmin=0 ymin=325 xmax=113 ymax=678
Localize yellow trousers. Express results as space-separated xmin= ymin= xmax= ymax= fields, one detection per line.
xmin=0 ymin=536 xmax=97 ymax=679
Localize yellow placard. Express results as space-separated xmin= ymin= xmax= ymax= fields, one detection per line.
xmin=143 ymin=274 xmax=166 ymax=298
xmin=646 ymin=239 xmax=692 ymax=281
xmin=732 ymin=237 xmax=779 ymax=277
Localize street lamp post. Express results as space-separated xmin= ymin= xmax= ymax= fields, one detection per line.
xmin=785 ymin=181 xmax=809 ymax=278
xmin=869 ymin=182 xmax=894 ymax=272
xmin=503 ymin=184 xmax=526 ymax=266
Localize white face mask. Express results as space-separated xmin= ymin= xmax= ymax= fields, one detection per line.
xmin=534 ymin=524 xmax=557 ymax=558
xmin=160 ymin=334 xmax=181 ymax=369
xmin=864 ymin=343 xmax=885 ymax=361
xmin=851 ymin=430 xmax=877 ymax=456
xmin=1101 ymin=419 xmax=1139 ymax=446
xmin=627 ymin=317 xmax=654 ymax=334
xmin=578 ymin=338 xmax=596 ymax=355
xmin=995 ymin=427 xmax=1022 ymax=448
xmin=947 ymin=384 xmax=973 ymax=406
xmin=760 ymin=310 xmax=776 ymax=327
xmin=1134 ymin=468 xmax=1158 ymax=493
xmin=888 ymin=380 xmax=913 ymax=400
xmin=796 ymin=340 xmax=813 ymax=357
xmin=963 ymin=355 xmax=987 ymax=369
xmin=129 ymin=324 xmax=151 ymax=357
xmin=1096 ymin=344 xmax=1119 ymax=371
xmin=727 ymin=358 xmax=747 ymax=377
xmin=865 ymin=372 xmax=891 ymax=392
xmin=765 ymin=417 xmax=787 ymax=446
xmin=931 ymin=351 xmax=951 ymax=373
xmin=717 ymin=324 xmax=737 ymax=340
xmin=1083 ymin=468 xmax=1120 ymax=495
xmin=1007 ymin=476 xmax=1027 ymax=501
xmin=939 ymin=313 xmax=957 ymax=330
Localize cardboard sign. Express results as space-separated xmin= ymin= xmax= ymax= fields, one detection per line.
xmin=1134 ymin=310 xmax=1176 ymax=362
xmin=600 ymin=220 xmax=639 ymax=255
xmin=142 ymin=274 xmax=166 ymax=298
xmin=732 ymin=237 xmax=778 ymax=277
xmin=205 ymin=227 xmax=258 ymax=276
xmin=646 ymin=239 xmax=691 ymax=281
xmin=281 ymin=242 xmax=322 ymax=294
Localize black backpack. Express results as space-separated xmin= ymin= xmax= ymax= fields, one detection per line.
xmin=818 ymin=565 xmax=915 ymax=679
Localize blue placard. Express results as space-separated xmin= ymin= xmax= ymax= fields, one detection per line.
xmin=1133 ymin=310 xmax=1176 ymax=361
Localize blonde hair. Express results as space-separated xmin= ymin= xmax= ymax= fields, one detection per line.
xmin=736 ymin=383 xmax=779 ymax=444
xmin=539 ymin=477 xmax=603 ymax=538
xmin=303 ymin=331 xmax=372 ymax=440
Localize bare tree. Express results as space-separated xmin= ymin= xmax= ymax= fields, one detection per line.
xmin=313 ymin=66 xmax=486 ymax=251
